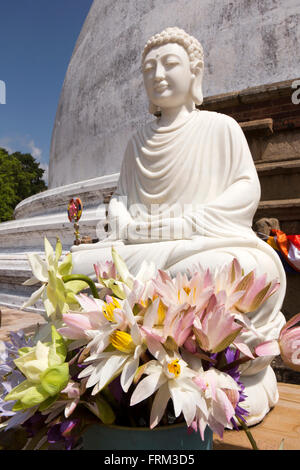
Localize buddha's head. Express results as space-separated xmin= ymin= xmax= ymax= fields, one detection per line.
xmin=142 ymin=27 xmax=204 ymax=115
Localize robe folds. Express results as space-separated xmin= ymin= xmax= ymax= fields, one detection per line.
xmin=72 ymin=110 xmax=286 ymax=424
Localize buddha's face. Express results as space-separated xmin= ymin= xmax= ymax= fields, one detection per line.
xmin=143 ymin=43 xmax=194 ymax=110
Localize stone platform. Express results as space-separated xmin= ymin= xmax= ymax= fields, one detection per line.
xmin=0 ymin=306 xmax=46 ymax=341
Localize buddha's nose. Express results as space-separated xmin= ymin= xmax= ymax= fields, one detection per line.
xmin=154 ymin=62 xmax=165 ymax=81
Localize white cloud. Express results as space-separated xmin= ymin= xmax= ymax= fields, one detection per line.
xmin=0 ymin=137 xmax=13 ymax=154
xmin=27 ymin=139 xmax=42 ymax=161
xmin=0 ymin=136 xmax=42 ymax=161
xmin=40 ymin=162 xmax=49 ymax=185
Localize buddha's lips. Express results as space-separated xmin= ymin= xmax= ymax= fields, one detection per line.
xmin=154 ymin=83 xmax=169 ymax=92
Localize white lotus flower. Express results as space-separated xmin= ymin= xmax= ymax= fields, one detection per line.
xmin=78 ymin=301 xmax=146 ymax=395
xmin=22 ymin=237 xmax=73 ymax=320
xmin=130 ymin=337 xmax=207 ymax=429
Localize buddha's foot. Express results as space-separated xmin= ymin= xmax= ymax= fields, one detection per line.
xmin=238 ymin=365 xmax=279 ymax=427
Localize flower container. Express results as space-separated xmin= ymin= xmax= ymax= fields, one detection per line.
xmin=82 ymin=422 xmax=213 ymax=450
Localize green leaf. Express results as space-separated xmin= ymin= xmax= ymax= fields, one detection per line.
xmin=65 ymin=280 xmax=89 ymax=294
xmin=55 ymin=237 xmax=62 ymax=263
xmin=48 ymin=325 xmax=67 ymax=365
xmin=5 ymin=379 xmax=32 ymax=402
xmin=85 ymin=396 xmax=116 ymax=424
xmin=40 ymin=363 xmax=69 ymax=397
xmin=18 ymin=346 xmax=33 ymax=356
xmin=10 ymin=383 xmax=50 ymax=410
xmin=11 ymin=400 xmax=30 ymax=412
xmin=44 ymin=237 xmax=54 ymax=267
xmin=58 ymin=253 xmax=73 ymax=277
xmin=38 ymin=395 xmax=59 ymax=412
xmin=65 ymin=291 xmax=79 ymax=305
xmin=48 ymin=268 xmax=67 ymax=313
xmin=43 ymin=297 xmax=56 ymax=318
xmin=103 ymin=279 xmax=126 ymax=300
xmin=20 ymin=383 xmax=50 ymax=408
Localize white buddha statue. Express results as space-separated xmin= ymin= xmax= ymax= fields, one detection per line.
xmin=71 ymin=27 xmax=286 ymax=426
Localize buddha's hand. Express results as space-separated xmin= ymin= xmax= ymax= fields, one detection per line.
xmin=125 ymin=217 xmax=194 ymax=242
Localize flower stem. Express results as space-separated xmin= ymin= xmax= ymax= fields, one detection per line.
xmin=62 ymin=274 xmax=100 ymax=299
xmin=236 ymin=416 xmax=259 ymax=450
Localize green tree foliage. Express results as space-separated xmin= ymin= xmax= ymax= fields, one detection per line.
xmin=0 ymin=147 xmax=47 ymax=222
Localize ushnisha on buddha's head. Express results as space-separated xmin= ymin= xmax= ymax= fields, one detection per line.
xmin=142 ymin=27 xmax=204 ymax=115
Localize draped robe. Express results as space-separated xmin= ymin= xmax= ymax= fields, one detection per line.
xmin=72 ymin=110 xmax=286 ymax=424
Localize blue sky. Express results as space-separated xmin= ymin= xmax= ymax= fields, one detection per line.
xmin=0 ymin=0 xmax=93 ymax=183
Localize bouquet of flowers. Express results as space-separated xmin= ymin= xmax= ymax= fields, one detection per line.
xmin=0 ymin=237 xmax=299 ymax=450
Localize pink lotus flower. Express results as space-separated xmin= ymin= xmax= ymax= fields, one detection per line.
xmin=94 ymin=260 xmax=117 ymax=281
xmin=192 ymin=367 xmax=240 ymax=439
xmin=233 ymin=271 xmax=279 ymax=314
xmin=193 ymin=295 xmax=242 ymax=354
xmin=255 ymin=313 xmax=300 ymax=371
xmin=59 ymin=294 xmax=108 ymax=341
xmin=166 ymin=306 xmax=196 ymax=347
xmin=153 ymin=269 xmax=213 ymax=311
xmin=190 ymin=258 xmax=245 ymax=310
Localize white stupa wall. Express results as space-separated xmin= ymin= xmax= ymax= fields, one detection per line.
xmin=49 ymin=0 xmax=300 ymax=188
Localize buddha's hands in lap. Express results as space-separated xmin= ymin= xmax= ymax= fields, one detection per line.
xmin=124 ymin=217 xmax=194 ymax=243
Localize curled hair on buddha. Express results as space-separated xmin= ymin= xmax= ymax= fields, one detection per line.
xmin=142 ymin=27 xmax=205 ymax=114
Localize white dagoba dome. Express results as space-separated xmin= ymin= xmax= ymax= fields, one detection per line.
xmin=48 ymin=0 xmax=299 ymax=188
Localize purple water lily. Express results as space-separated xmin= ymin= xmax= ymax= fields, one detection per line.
xmin=47 ymin=418 xmax=80 ymax=450
xmin=224 ymin=347 xmax=249 ymax=428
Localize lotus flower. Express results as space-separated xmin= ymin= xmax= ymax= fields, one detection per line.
xmin=192 ymin=367 xmax=240 ymax=438
xmin=94 ymin=260 xmax=117 ymax=281
xmin=60 ymin=285 xmax=147 ymax=354
xmin=130 ymin=337 xmax=207 ymax=429
xmin=22 ymin=237 xmax=87 ymax=321
xmin=78 ymin=300 xmax=146 ymax=395
xmin=193 ymin=295 xmax=243 ymax=354
xmin=4 ymin=326 xmax=69 ymax=411
xmin=233 ymin=271 xmax=279 ymax=314
xmin=255 ymin=313 xmax=300 ymax=371
xmin=153 ymin=269 xmax=213 ymax=311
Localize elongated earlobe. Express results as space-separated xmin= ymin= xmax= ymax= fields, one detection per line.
xmin=191 ymin=61 xmax=204 ymax=106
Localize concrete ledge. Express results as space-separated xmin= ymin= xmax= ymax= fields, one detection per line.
xmin=202 ymin=79 xmax=299 ymax=110
xmin=13 ymin=173 xmax=118 ymax=220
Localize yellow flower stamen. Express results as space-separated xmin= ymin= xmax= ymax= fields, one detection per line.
xmin=102 ymin=298 xmax=121 ymax=322
xmin=110 ymin=330 xmax=135 ymax=354
xmin=178 ymin=286 xmax=191 ymax=302
xmin=157 ymin=300 xmax=167 ymax=325
xmin=140 ymin=299 xmax=149 ymax=308
xmin=167 ymin=359 xmax=181 ymax=378
xmin=143 ymin=296 xmax=167 ymax=325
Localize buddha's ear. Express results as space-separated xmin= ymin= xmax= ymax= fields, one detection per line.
xmin=190 ymin=60 xmax=204 ymax=106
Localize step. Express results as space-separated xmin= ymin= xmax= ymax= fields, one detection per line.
xmin=256 ymin=198 xmax=300 ymax=227
xmin=256 ymin=160 xmax=300 ymax=201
